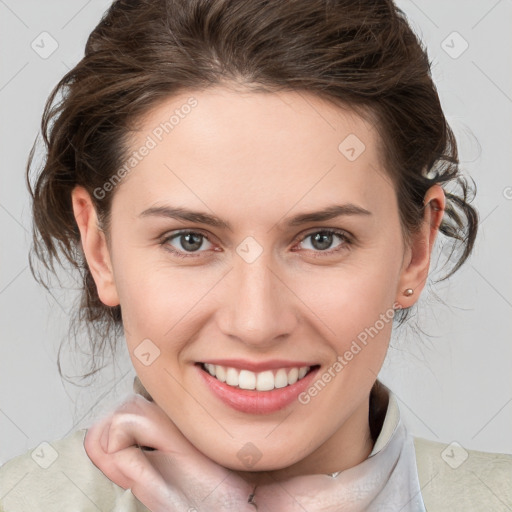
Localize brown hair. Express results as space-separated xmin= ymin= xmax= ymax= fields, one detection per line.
xmin=27 ymin=0 xmax=478 ymax=381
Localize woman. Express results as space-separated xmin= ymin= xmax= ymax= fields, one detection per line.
xmin=1 ymin=0 xmax=510 ymax=510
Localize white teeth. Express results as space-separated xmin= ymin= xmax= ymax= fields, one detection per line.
xmin=215 ymin=365 xmax=226 ymax=382
xmin=226 ymin=367 xmax=239 ymax=386
xmin=288 ymin=367 xmax=299 ymax=385
xmin=274 ymin=369 xmax=288 ymax=389
xmin=239 ymin=370 xmax=256 ymax=390
xmin=256 ymin=370 xmax=275 ymax=391
xmin=202 ymin=364 xmax=311 ymax=391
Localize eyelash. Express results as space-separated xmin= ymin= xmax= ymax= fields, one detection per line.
xmin=159 ymin=228 xmax=353 ymax=259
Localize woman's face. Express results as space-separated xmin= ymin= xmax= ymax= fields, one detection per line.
xmin=75 ymin=86 xmax=435 ymax=476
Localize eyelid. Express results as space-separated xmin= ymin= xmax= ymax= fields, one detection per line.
xmin=290 ymin=228 xmax=353 ymax=258
xmin=159 ymin=226 xmax=354 ymax=258
xmin=159 ymin=229 xmax=216 ymax=253
xmin=292 ymin=226 xmax=353 ymax=245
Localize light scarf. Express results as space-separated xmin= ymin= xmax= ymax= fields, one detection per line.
xmin=133 ymin=378 xmax=427 ymax=511
xmin=249 ymin=392 xmax=426 ymax=511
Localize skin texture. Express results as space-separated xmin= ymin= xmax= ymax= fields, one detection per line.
xmin=73 ymin=87 xmax=445 ymax=500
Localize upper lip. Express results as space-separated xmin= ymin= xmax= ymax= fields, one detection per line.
xmin=199 ymin=359 xmax=318 ymax=372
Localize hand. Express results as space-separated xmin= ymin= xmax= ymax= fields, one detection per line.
xmin=84 ymin=394 xmax=257 ymax=512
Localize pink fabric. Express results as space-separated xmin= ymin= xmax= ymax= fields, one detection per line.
xmin=85 ymin=381 xmax=426 ymax=511
xmin=251 ymin=398 xmax=426 ymax=511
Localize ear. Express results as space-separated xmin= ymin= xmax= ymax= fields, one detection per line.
xmin=71 ymin=185 xmax=120 ymax=307
xmin=395 ymin=184 xmax=446 ymax=308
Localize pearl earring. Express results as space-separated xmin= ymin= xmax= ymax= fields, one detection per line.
xmin=403 ymin=288 xmax=414 ymax=297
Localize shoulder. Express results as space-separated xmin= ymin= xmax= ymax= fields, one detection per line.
xmin=0 ymin=429 xmax=150 ymax=512
xmin=413 ymin=435 xmax=512 ymax=512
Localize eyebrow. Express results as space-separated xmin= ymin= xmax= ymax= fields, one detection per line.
xmin=139 ymin=203 xmax=372 ymax=230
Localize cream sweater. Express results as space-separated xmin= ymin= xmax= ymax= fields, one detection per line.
xmin=0 ymin=387 xmax=511 ymax=511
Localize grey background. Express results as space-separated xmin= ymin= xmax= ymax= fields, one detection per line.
xmin=1 ymin=0 xmax=511 ymax=465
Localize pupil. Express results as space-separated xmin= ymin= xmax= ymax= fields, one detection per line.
xmin=312 ymin=232 xmax=332 ymax=251
xmin=182 ymin=233 xmax=202 ymax=251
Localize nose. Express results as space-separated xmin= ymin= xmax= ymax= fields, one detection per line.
xmin=217 ymin=249 xmax=298 ymax=350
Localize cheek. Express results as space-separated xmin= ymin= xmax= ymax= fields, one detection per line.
xmin=287 ymin=246 xmax=402 ymax=387
xmin=113 ymin=250 xmax=219 ymax=352
xmin=295 ymin=275 xmax=395 ymax=377
xmin=295 ymin=250 xmax=401 ymax=334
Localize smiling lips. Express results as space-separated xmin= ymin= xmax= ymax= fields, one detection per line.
xmin=197 ymin=360 xmax=321 ymax=414
xmin=202 ymin=362 xmax=311 ymax=391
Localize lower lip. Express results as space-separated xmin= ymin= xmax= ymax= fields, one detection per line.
xmin=196 ymin=364 xmax=320 ymax=414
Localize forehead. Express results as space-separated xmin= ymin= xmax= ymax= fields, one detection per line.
xmin=112 ymin=87 xmax=393 ymax=221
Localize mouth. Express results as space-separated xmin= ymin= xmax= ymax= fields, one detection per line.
xmin=195 ymin=361 xmax=321 ymax=414
xmin=197 ymin=362 xmax=319 ymax=391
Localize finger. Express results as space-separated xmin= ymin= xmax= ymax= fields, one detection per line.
xmin=84 ymin=421 xmax=139 ymax=490
xmin=104 ymin=398 xmax=187 ymax=454
xmin=84 ymin=395 xmax=141 ymax=455
xmin=86 ymin=421 xmax=180 ymax=501
xmin=84 ymin=414 xmax=113 ymax=465
xmin=84 ymin=398 xmax=258 ymax=512
xmin=102 ymin=394 xmax=213 ymax=460
xmin=108 ymin=445 xmax=164 ymax=487
xmin=110 ymin=448 xmax=192 ymax=510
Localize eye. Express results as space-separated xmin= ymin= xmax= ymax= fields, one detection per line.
xmin=159 ymin=228 xmax=352 ymax=259
xmin=293 ymin=229 xmax=351 ymax=257
xmin=160 ymin=230 xmax=215 ymax=258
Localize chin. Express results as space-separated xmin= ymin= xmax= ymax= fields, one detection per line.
xmin=207 ymin=446 xmax=301 ymax=473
